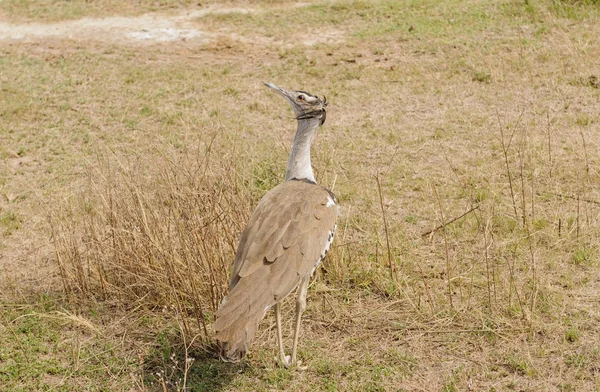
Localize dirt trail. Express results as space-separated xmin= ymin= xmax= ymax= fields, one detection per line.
xmin=0 ymin=4 xmax=343 ymax=46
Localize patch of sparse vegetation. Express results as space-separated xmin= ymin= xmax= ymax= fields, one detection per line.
xmin=0 ymin=211 xmax=21 ymax=237
xmin=473 ymin=70 xmax=492 ymax=83
xmin=572 ymin=247 xmax=596 ymax=266
xmin=565 ymin=327 xmax=580 ymax=343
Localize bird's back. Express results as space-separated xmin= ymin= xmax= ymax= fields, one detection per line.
xmin=213 ymin=179 xmax=338 ymax=360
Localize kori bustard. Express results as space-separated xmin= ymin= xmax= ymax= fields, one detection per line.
xmin=213 ymin=83 xmax=338 ymax=367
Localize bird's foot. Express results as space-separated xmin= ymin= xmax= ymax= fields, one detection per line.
xmin=275 ymin=355 xmax=307 ymax=369
xmin=276 ymin=354 xmax=292 ymax=368
xmin=296 ymin=359 xmax=308 ymax=371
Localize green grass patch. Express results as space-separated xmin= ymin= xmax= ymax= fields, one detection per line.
xmin=0 ymin=301 xmax=137 ymax=391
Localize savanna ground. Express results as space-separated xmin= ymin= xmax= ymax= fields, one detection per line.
xmin=1 ymin=0 xmax=600 ymax=390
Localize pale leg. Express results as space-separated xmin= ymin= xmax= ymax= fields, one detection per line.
xmin=290 ymin=275 xmax=310 ymax=366
xmin=275 ymin=302 xmax=289 ymax=366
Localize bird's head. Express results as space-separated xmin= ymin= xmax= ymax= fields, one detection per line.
xmin=264 ymin=82 xmax=327 ymax=126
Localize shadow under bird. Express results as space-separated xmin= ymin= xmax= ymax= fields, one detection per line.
xmin=212 ymin=82 xmax=338 ymax=367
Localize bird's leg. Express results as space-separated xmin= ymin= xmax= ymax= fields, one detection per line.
xmin=274 ymin=302 xmax=289 ymax=367
xmin=290 ymin=275 xmax=310 ymax=366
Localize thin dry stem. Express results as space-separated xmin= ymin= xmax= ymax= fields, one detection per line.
xmin=497 ymin=109 xmax=524 ymax=224
xmin=433 ymin=184 xmax=453 ymax=309
xmin=375 ymin=172 xmax=395 ymax=281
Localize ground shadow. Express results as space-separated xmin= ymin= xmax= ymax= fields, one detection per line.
xmin=142 ymin=331 xmax=245 ymax=392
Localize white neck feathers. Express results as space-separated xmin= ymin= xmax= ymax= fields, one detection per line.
xmin=285 ymin=117 xmax=320 ymax=183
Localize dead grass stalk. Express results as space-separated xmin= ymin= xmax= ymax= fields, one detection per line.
xmin=50 ymin=141 xmax=250 ymax=341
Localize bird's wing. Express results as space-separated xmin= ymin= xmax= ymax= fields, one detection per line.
xmin=213 ymin=180 xmax=338 ymax=354
xmin=231 ymin=180 xmax=337 ymax=290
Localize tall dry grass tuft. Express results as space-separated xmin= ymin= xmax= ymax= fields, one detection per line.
xmin=50 ymin=141 xmax=253 ymax=341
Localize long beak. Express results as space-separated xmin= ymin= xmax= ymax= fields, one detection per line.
xmin=263 ymin=82 xmax=295 ymax=101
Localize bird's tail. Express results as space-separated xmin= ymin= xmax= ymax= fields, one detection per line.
xmin=212 ymin=285 xmax=271 ymax=361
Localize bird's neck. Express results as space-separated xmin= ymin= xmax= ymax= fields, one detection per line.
xmin=285 ymin=118 xmax=320 ymax=183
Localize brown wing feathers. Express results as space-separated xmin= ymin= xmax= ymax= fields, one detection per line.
xmin=213 ymin=180 xmax=337 ymax=360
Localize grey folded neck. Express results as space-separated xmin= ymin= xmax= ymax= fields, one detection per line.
xmin=285 ymin=117 xmax=321 ymax=183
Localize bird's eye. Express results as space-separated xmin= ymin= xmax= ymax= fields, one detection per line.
xmin=297 ymin=95 xmax=304 ymax=101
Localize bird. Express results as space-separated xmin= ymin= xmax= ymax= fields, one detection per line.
xmin=212 ymin=82 xmax=338 ymax=367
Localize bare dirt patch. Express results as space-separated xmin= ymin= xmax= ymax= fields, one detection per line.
xmin=0 ymin=4 xmax=344 ymax=46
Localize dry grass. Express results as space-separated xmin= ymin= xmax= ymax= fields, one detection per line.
xmin=1 ymin=0 xmax=600 ymax=390
xmin=50 ymin=143 xmax=250 ymax=339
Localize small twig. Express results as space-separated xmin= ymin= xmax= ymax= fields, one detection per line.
xmin=433 ymin=185 xmax=453 ymax=308
xmin=546 ymin=111 xmax=552 ymax=178
xmin=415 ymin=263 xmax=435 ymax=313
xmin=531 ymin=168 xmax=535 ymax=227
xmin=538 ymin=191 xmax=600 ymax=206
xmin=330 ymin=173 xmax=337 ymax=192
xmin=332 ymin=240 xmax=361 ymax=248
xmin=3 ymin=322 xmax=30 ymax=364
xmin=577 ymin=178 xmax=580 ymax=239
xmin=490 ymin=204 xmax=498 ymax=306
xmin=518 ymin=133 xmax=537 ymax=317
xmin=579 ymin=129 xmax=590 ymax=176
xmin=421 ymin=205 xmax=480 ymax=238
xmin=505 ymin=247 xmax=527 ymax=321
xmin=323 ymin=294 xmax=340 ymax=320
xmin=410 ymin=328 xmax=528 ymax=334
xmin=497 ymin=108 xmax=524 ymax=224
xmin=375 ymin=172 xmax=395 ymax=280
xmin=558 ymin=218 xmax=562 ymax=237
xmin=483 ymin=216 xmax=493 ymax=314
